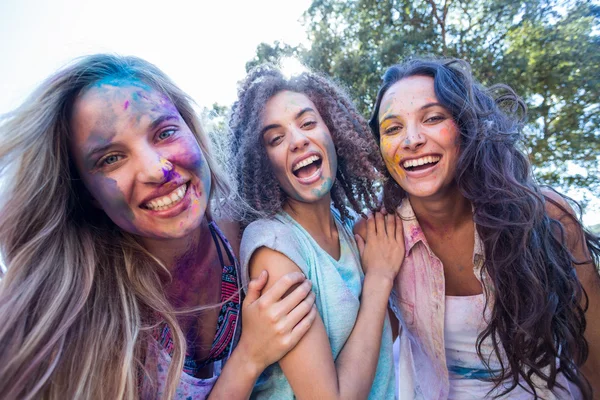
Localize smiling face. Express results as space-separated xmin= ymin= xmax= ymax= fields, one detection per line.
xmin=261 ymin=91 xmax=337 ymax=203
xmin=69 ymin=78 xmax=211 ymax=239
xmin=378 ymin=75 xmax=461 ymax=199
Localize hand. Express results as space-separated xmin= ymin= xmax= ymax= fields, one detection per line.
xmin=354 ymin=211 xmax=405 ymax=282
xmin=236 ymin=271 xmax=318 ymax=374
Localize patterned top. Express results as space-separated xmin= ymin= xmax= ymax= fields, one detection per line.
xmin=240 ymin=208 xmax=395 ymax=399
xmin=146 ymin=221 xmax=242 ymax=400
xmin=391 ymin=198 xmax=580 ymax=400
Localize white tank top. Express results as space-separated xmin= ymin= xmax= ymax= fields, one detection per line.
xmin=444 ymin=294 xmax=580 ymax=399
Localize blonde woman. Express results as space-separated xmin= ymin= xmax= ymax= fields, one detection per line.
xmin=0 ymin=54 xmax=317 ymax=399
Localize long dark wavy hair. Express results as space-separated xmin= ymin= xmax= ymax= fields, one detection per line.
xmin=369 ymin=58 xmax=600 ymax=398
xmin=229 ymin=64 xmax=383 ymax=224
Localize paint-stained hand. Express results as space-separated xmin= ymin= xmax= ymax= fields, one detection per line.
xmin=355 ymin=211 xmax=405 ymax=282
xmin=236 ymin=271 xmax=318 ymax=374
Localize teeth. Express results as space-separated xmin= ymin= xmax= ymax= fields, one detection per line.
xmin=402 ymin=156 xmax=440 ymax=169
xmin=145 ymin=184 xmax=187 ymax=211
xmin=293 ymin=155 xmax=321 ymax=172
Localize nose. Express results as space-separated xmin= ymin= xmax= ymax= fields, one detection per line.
xmin=288 ymin=126 xmax=310 ymax=152
xmin=136 ymin=146 xmax=172 ymax=184
xmin=402 ymin=123 xmax=426 ymax=151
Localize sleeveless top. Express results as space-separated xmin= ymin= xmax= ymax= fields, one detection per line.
xmin=143 ymin=221 xmax=242 ymax=400
xmin=240 ymin=208 xmax=395 ymax=399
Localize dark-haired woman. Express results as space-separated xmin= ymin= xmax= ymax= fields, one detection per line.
xmin=366 ymin=58 xmax=600 ymax=399
xmin=229 ymin=65 xmax=403 ymax=399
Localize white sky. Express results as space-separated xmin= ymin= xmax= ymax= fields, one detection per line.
xmin=1 ymin=0 xmax=598 ymax=226
xmin=0 ymin=0 xmax=311 ymax=111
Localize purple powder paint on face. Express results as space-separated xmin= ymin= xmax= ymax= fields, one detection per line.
xmin=123 ymin=100 xmax=130 ymax=110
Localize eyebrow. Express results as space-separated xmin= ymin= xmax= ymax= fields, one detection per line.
xmin=83 ymin=141 xmax=115 ymax=169
xmin=150 ymin=114 xmax=180 ymax=130
xmin=379 ymin=102 xmax=444 ymax=124
xmin=261 ymin=107 xmax=315 ymax=136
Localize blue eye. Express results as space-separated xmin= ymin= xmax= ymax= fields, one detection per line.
xmin=158 ymin=129 xmax=175 ymax=140
xmin=102 ymin=154 xmax=122 ymax=165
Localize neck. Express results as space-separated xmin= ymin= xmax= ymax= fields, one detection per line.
xmin=140 ymin=218 xmax=221 ymax=307
xmin=408 ymin=184 xmax=472 ymax=235
xmin=283 ymin=194 xmax=336 ymax=239
xmin=140 ymin=218 xmax=210 ymax=271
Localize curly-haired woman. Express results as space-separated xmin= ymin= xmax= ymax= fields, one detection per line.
xmin=229 ymin=65 xmax=404 ymax=399
xmin=367 ymin=58 xmax=600 ymax=399
xmin=0 ymin=54 xmax=319 ymax=399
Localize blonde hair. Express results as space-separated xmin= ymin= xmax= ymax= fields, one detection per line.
xmin=0 ymin=54 xmax=232 ymax=399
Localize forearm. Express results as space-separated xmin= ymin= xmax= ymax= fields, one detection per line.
xmin=208 ymin=343 xmax=261 ymax=400
xmin=334 ymin=273 xmax=394 ymax=399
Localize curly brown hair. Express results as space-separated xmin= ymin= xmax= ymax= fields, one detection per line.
xmin=229 ymin=64 xmax=383 ymax=224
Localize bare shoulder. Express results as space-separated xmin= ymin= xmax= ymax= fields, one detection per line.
xmin=541 ymin=187 xmax=577 ymax=221
xmin=214 ymin=218 xmax=242 ymax=257
xmin=248 ymin=246 xmax=303 ymax=281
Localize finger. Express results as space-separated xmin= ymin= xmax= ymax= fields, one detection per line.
xmin=244 ymin=270 xmax=268 ymax=305
xmin=259 ymin=271 xmax=306 ymax=304
xmin=288 ymin=305 xmax=319 ymax=347
xmin=283 ymin=291 xmax=316 ymax=330
xmin=354 ymin=234 xmax=365 ymax=257
xmin=366 ymin=212 xmax=376 ymax=239
xmin=278 ymin=279 xmax=313 ymax=314
xmin=386 ymin=210 xmax=396 ymax=239
xmin=375 ymin=211 xmax=386 ymax=236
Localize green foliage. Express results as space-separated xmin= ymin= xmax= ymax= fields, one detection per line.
xmin=246 ymin=0 xmax=600 ymax=197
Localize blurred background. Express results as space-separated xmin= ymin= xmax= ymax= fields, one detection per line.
xmin=1 ymin=0 xmax=598 ymax=231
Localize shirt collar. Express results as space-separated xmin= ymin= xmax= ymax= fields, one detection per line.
xmin=398 ymin=197 xmax=485 ymax=267
xmin=398 ymin=197 xmax=428 ymax=256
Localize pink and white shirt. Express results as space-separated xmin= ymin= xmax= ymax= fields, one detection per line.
xmin=391 ymin=198 xmax=579 ymax=400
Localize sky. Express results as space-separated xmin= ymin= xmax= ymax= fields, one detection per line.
xmin=1 ymin=0 xmax=598 ymax=226
xmin=0 ymin=0 xmax=311 ymax=112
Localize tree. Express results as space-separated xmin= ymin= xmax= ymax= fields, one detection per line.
xmin=247 ymin=0 xmax=600 ymax=197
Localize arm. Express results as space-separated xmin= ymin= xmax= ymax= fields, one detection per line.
xmin=209 ymin=271 xmax=318 ymax=399
xmin=355 ymin=215 xmax=401 ymax=341
xmin=544 ymin=190 xmax=600 ymax=396
xmin=249 ymin=212 xmax=404 ymax=400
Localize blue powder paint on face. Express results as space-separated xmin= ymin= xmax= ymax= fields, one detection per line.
xmin=311 ymin=176 xmax=333 ymax=198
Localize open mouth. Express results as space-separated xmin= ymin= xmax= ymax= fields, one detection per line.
xmin=402 ymin=155 xmax=440 ymax=172
xmin=292 ymin=155 xmax=323 ymax=179
xmin=143 ymin=182 xmax=189 ymax=211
